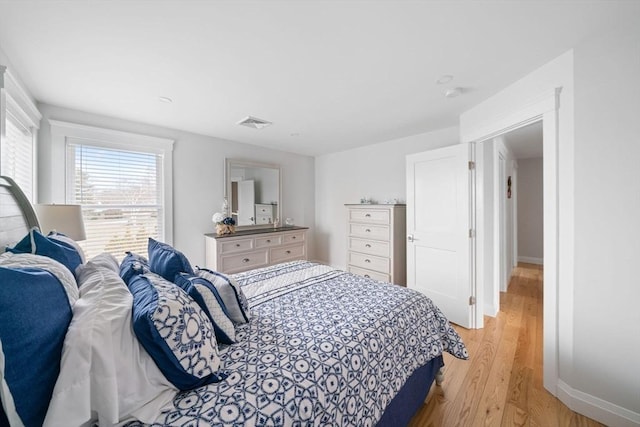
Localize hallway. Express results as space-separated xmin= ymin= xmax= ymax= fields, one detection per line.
xmin=409 ymin=263 xmax=603 ymax=426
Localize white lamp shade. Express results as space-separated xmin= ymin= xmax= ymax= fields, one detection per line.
xmin=35 ymin=204 xmax=87 ymax=241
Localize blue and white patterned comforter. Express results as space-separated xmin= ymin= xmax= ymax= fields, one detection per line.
xmin=127 ymin=261 xmax=467 ymax=427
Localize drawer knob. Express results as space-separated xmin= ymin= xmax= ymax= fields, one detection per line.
xmin=286 ymin=250 xmax=291 ymax=254
xmin=292 ymin=236 xmax=296 ymax=239
xmin=364 ymin=274 xmax=371 ymax=278
xmin=365 ymin=244 xmax=372 ymax=248
xmin=365 ymin=229 xmax=371 ymax=232
xmin=365 ymin=259 xmax=371 ymax=263
xmin=365 ymin=213 xmax=371 ymax=217
xmin=236 ymin=243 xmax=241 ymax=247
xmin=242 ymin=258 xmax=250 ymax=263
xmin=266 ymin=239 xmax=271 ymax=243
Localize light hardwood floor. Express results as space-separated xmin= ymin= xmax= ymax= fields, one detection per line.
xmin=408 ymin=263 xmax=604 ymax=427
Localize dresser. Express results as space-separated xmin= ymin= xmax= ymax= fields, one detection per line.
xmin=345 ymin=204 xmax=406 ymax=286
xmin=204 ymin=226 xmax=308 ymax=274
xmin=254 ymin=203 xmax=276 ymax=225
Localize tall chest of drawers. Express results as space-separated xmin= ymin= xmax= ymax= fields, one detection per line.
xmin=205 ymin=227 xmax=308 ymax=274
xmin=345 ymin=204 xmax=406 ymax=286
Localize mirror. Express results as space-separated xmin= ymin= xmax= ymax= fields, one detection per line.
xmin=225 ymin=159 xmax=281 ymax=228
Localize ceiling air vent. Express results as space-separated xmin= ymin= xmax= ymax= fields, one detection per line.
xmin=237 ymin=116 xmax=273 ymax=129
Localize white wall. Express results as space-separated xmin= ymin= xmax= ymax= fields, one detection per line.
xmin=571 ymin=24 xmax=640 ymax=418
xmin=314 ymin=126 xmax=459 ymax=267
xmin=517 ymin=157 xmax=543 ymax=263
xmin=462 ymin=24 xmax=640 ymax=425
xmin=36 ymin=103 xmax=315 ymax=267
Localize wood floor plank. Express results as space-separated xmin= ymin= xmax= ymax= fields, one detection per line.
xmin=409 ymin=263 xmax=604 ymax=427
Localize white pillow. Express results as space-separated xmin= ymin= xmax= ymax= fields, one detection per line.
xmin=0 ymin=252 xmax=78 ymax=305
xmin=44 ymin=255 xmax=177 ymax=427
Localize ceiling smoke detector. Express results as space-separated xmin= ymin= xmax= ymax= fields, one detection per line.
xmin=237 ymin=116 xmax=273 ymax=129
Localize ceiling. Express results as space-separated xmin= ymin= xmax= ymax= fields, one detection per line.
xmin=503 ymin=121 xmax=543 ymax=160
xmin=0 ymin=1 xmax=638 ymax=157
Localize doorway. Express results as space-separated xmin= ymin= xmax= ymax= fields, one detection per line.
xmin=492 ymin=121 xmax=544 ymax=300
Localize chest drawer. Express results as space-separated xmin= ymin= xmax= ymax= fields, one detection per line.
xmin=221 ymin=250 xmax=269 ymax=272
xmin=255 ymin=235 xmax=282 ymax=248
xmin=349 ymin=209 xmax=390 ymax=225
xmin=348 ymin=252 xmax=389 ymax=274
xmin=270 ymin=242 xmax=305 ymax=263
xmin=348 ymin=237 xmax=389 ymax=257
xmin=348 ymin=266 xmax=390 ymax=283
xmin=349 ymin=223 xmax=389 ymax=241
xmin=255 ymin=204 xmax=274 ymax=215
xmin=283 ymin=231 xmax=305 ymax=244
xmin=220 ymin=238 xmax=254 ymax=254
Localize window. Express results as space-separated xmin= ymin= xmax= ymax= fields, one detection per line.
xmin=66 ymin=142 xmax=164 ymax=259
xmin=50 ymin=120 xmax=174 ymax=261
xmin=0 ymin=66 xmax=41 ymax=201
xmin=1 ymin=112 xmax=35 ymax=201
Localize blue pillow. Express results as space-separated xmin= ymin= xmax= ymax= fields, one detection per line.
xmin=120 ymin=251 xmax=151 ymax=284
xmin=128 ymin=272 xmax=225 ymax=390
xmin=6 ymin=229 xmax=83 ymax=277
xmin=195 ymin=267 xmax=250 ymax=324
xmin=0 ymin=266 xmax=73 ymax=427
xmin=174 ymin=273 xmax=236 ymax=345
xmin=148 ymin=238 xmax=194 ymax=282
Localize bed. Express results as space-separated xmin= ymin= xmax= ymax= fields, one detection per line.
xmin=0 ymin=176 xmax=468 ymax=427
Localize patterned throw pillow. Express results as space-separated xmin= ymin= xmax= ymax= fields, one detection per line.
xmin=6 ymin=228 xmax=83 ymax=277
xmin=0 ymin=257 xmax=74 ymax=427
xmin=174 ymin=273 xmax=236 ymax=344
xmin=120 ymin=251 xmax=151 ymax=284
xmin=195 ymin=267 xmax=250 ymax=324
xmin=148 ymin=238 xmax=194 ymax=282
xmin=128 ymin=272 xmax=225 ymax=390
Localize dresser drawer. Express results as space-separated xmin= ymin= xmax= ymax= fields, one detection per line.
xmin=283 ymin=231 xmax=305 ymax=244
xmin=256 ymin=215 xmax=272 ymax=224
xmin=221 ymin=250 xmax=269 ymax=272
xmin=220 ymin=238 xmax=254 ymax=254
xmin=270 ymin=242 xmax=306 ymax=263
xmin=255 ymin=204 xmax=274 ymax=215
xmin=255 ymin=235 xmax=282 ymax=248
xmin=348 ymin=237 xmax=389 ymax=257
xmin=348 ymin=265 xmax=390 ymax=283
xmin=349 ymin=208 xmax=390 ymax=225
xmin=348 ymin=252 xmax=389 ymax=274
xmin=349 ymin=223 xmax=389 ymax=241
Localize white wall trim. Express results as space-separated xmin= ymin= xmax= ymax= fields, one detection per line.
xmin=484 ymin=304 xmax=498 ymax=317
xmin=462 ymin=87 xmax=561 ymax=397
xmin=518 ymin=256 xmax=543 ymax=265
xmin=2 ymin=68 xmax=41 ymax=129
xmin=48 ymin=119 xmax=175 ymax=244
xmin=557 ymin=380 xmax=640 ymax=427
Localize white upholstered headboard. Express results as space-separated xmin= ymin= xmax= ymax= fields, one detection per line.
xmin=0 ymin=176 xmax=40 ymax=248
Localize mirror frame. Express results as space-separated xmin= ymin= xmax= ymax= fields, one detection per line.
xmin=225 ymin=158 xmax=282 ymax=230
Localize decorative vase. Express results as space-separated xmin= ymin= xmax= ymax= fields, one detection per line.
xmin=216 ymin=223 xmax=235 ymax=235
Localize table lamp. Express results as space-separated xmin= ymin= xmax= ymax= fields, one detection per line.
xmin=34 ymin=204 xmax=87 ymax=241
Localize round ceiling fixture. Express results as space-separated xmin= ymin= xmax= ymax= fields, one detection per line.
xmin=444 ymin=87 xmax=462 ymax=98
xmin=158 ymin=96 xmax=173 ymax=103
xmin=436 ymin=75 xmax=454 ymax=85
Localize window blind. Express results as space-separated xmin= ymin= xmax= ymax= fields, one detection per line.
xmin=66 ymin=142 xmax=164 ymax=260
xmin=1 ymin=111 xmax=34 ymax=201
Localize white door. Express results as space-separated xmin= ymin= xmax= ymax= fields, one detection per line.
xmin=406 ymin=143 xmax=475 ymax=328
xmin=237 ymin=180 xmax=255 ymax=225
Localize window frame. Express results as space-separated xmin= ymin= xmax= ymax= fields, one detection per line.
xmin=0 ymin=65 xmax=42 ymax=201
xmin=49 ymin=120 xmax=175 ymax=245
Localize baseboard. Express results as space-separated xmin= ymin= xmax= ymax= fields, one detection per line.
xmin=518 ymin=256 xmax=543 ymax=265
xmin=557 ymin=380 xmax=640 ymax=427
xmin=484 ymin=304 xmax=498 ymax=317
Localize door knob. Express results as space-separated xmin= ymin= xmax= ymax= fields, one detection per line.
xmin=407 ymin=234 xmax=415 ymax=242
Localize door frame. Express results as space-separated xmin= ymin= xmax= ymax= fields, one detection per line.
xmin=464 ymin=88 xmax=561 ymax=395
